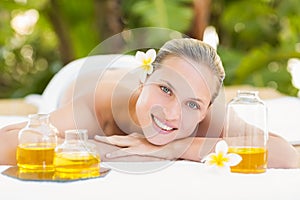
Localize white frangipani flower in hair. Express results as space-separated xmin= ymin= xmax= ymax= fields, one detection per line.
xmin=135 ymin=49 xmax=156 ymax=83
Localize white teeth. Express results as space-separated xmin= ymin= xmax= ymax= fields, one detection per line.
xmin=153 ymin=116 xmax=173 ymax=131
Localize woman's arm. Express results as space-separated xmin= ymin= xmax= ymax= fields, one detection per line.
xmin=89 ymin=139 xmax=166 ymax=162
xmin=267 ymin=133 xmax=299 ymax=168
xmin=0 ymin=128 xmax=20 ymax=165
xmin=94 ymin=133 xmax=221 ymax=162
xmin=94 ymin=133 xmax=299 ymax=168
xmin=172 ymin=134 xmax=299 ymax=168
xmin=170 ymin=137 xmax=221 ymax=162
xmin=0 ymin=96 xmax=97 ymax=165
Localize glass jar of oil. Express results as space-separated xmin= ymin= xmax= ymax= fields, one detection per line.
xmin=224 ymin=91 xmax=268 ymax=173
xmin=17 ymin=114 xmax=58 ymax=172
xmin=53 ymin=129 xmax=100 ymax=180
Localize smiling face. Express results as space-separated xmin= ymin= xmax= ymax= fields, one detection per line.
xmin=135 ymin=56 xmax=215 ymax=145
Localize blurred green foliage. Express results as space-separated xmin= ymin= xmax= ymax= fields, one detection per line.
xmin=0 ymin=0 xmax=299 ymax=98
xmin=0 ymin=0 xmax=61 ymax=97
xmin=212 ymin=0 xmax=300 ymax=96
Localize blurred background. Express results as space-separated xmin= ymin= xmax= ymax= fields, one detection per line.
xmin=0 ymin=0 xmax=300 ymax=98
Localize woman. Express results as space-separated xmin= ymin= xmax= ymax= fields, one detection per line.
xmin=0 ymin=38 xmax=298 ymax=168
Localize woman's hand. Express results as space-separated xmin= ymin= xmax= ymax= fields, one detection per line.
xmin=94 ymin=133 xmax=176 ymax=160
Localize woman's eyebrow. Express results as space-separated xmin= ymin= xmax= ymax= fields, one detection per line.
xmin=160 ymin=79 xmax=177 ymax=92
xmin=189 ymin=97 xmax=205 ymax=104
xmin=160 ymin=79 xmax=205 ymax=104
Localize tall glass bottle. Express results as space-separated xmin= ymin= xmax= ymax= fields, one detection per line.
xmin=224 ymin=91 xmax=268 ymax=173
xmin=17 ymin=114 xmax=58 ymax=172
xmin=53 ymin=129 xmax=100 ymax=179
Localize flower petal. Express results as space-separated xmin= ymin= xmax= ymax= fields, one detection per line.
xmin=226 ymin=153 xmax=242 ymax=166
xmin=146 ymin=49 xmax=156 ymax=62
xmin=207 ymin=163 xmax=231 ymax=175
xmin=203 ymin=153 xmax=218 ymax=166
xmin=147 ymin=64 xmax=154 ymax=74
xmin=215 ymin=140 xmax=228 ymax=154
xmin=135 ymin=51 xmax=146 ymax=63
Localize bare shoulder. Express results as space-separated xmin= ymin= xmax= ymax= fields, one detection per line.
xmin=94 ymin=68 xmax=139 ymax=108
xmin=93 ymin=68 xmax=140 ymax=135
xmin=56 ymin=67 xmax=140 ymax=137
xmin=59 ymin=67 xmax=135 ymax=106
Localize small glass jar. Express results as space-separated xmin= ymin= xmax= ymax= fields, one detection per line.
xmin=224 ymin=91 xmax=268 ymax=173
xmin=16 ymin=114 xmax=58 ymax=172
xmin=53 ymin=129 xmax=100 ymax=179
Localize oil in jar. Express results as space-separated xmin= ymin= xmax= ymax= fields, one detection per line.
xmin=228 ymin=147 xmax=267 ymax=173
xmin=53 ymin=129 xmax=100 ymax=180
xmin=16 ymin=143 xmax=56 ymax=172
xmin=54 ymin=152 xmax=100 ymax=179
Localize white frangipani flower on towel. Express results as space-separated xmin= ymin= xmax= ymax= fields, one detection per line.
xmin=202 ymin=140 xmax=242 ymax=173
xmin=135 ymin=49 xmax=156 ymax=83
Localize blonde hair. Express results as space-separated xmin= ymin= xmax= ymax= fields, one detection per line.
xmin=153 ymin=38 xmax=225 ymax=103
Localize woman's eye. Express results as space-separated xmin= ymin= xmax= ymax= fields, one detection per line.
xmin=187 ymin=101 xmax=200 ymax=110
xmin=160 ymin=86 xmax=172 ymax=95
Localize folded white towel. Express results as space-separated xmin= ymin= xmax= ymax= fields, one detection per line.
xmin=25 ymin=54 xmax=138 ymax=113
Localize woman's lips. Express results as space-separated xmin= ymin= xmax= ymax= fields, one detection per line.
xmin=151 ymin=114 xmax=177 ymax=134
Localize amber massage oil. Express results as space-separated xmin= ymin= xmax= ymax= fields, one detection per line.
xmin=228 ymin=147 xmax=267 ymax=173
xmin=16 ymin=143 xmax=56 ymax=172
xmin=54 ymin=152 xmax=100 ymax=179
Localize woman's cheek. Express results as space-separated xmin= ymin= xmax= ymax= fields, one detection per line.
xmin=135 ymin=99 xmax=150 ymax=127
xmin=176 ymin=110 xmax=200 ymax=138
xmin=135 ymin=89 xmax=157 ymax=127
xmin=136 ymin=87 xmax=163 ymax=117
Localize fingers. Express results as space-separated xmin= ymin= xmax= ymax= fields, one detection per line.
xmin=130 ymin=132 xmax=144 ymax=138
xmin=106 ymin=148 xmax=134 ymax=158
xmin=94 ymin=135 xmax=111 ymax=144
xmin=106 ymin=148 xmax=159 ymax=159
xmin=94 ymin=134 xmax=173 ymax=160
xmin=105 ymin=149 xmax=167 ymax=162
xmin=105 ymin=149 xmax=171 ymax=161
xmin=105 ymin=146 xmax=165 ymax=159
xmin=94 ymin=134 xmax=139 ymax=147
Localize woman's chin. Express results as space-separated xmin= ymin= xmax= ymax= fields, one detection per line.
xmin=142 ymin=125 xmax=177 ymax=145
xmin=145 ymin=134 xmax=174 ymax=146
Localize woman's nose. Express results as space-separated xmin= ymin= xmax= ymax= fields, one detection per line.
xmin=163 ymin=100 xmax=181 ymax=120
